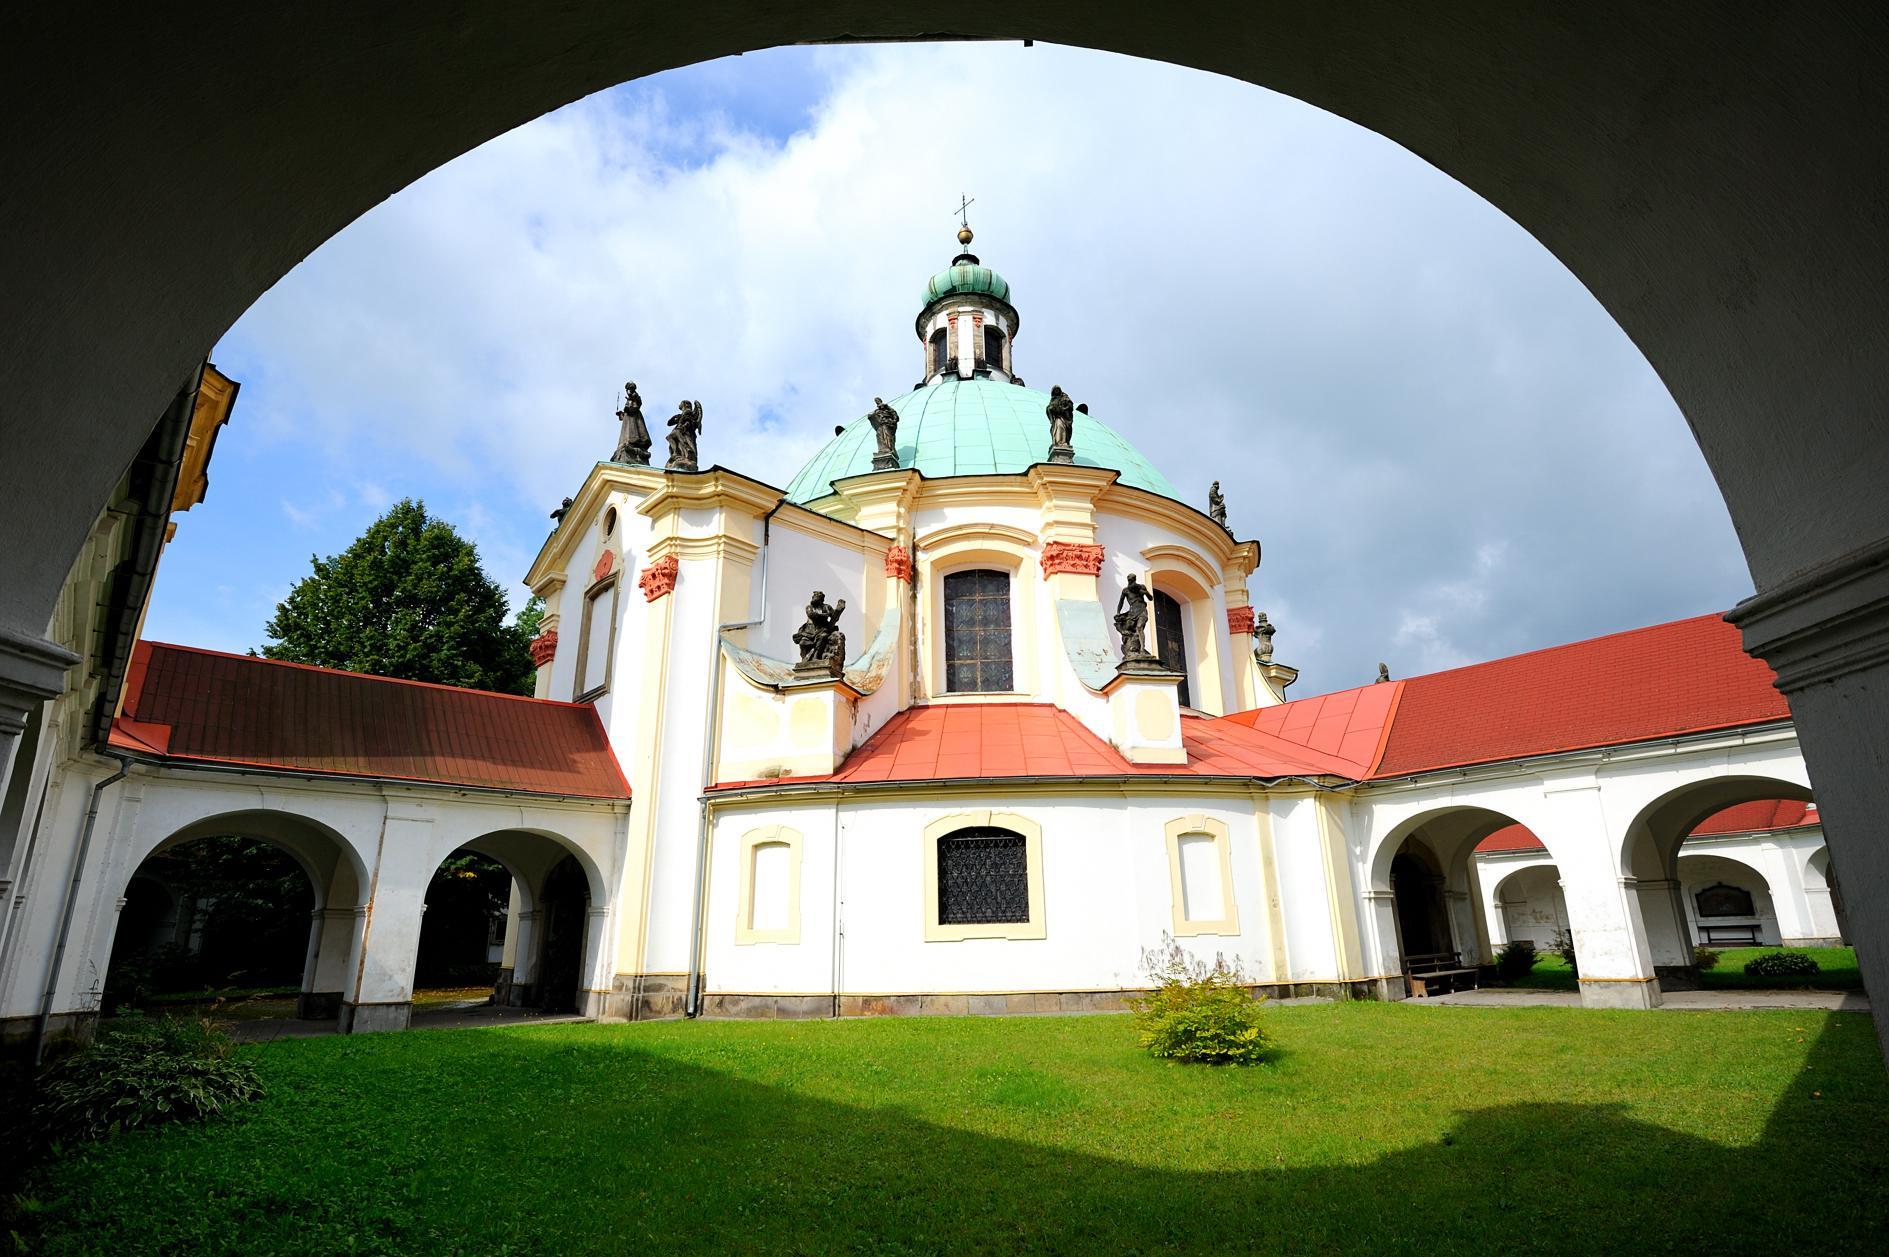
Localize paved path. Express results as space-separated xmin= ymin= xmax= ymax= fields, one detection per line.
xmin=1418 ymin=988 xmax=1869 ymax=1012
xmin=229 ymin=1000 xmax=588 ymax=1042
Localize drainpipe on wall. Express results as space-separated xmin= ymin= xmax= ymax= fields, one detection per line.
xmin=686 ymin=503 xmax=778 ymax=1017
xmin=32 ymin=753 xmax=131 ymax=1064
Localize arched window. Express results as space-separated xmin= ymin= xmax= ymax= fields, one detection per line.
xmin=1153 ymin=589 xmax=1191 ymax=707
xmin=943 ymin=569 xmax=1013 ymax=692
xmin=929 ymin=327 xmax=950 ymax=376
xmin=982 ymin=325 xmax=1004 ymax=370
xmin=1695 ymin=882 xmax=1756 ymax=918
xmin=936 ymin=828 xmax=1029 ymax=924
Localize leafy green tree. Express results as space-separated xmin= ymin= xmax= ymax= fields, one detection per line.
xmin=262 ymin=499 xmax=536 ymax=694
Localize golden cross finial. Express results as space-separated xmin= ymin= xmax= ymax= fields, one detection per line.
xmin=955 ymin=194 xmax=975 ymax=228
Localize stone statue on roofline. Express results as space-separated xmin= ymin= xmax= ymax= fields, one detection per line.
xmin=1376 ymin=662 xmax=1391 ymax=683
xmin=1045 ymin=385 xmax=1076 ymax=464
xmin=613 ymin=380 xmax=651 ymax=464
xmin=549 ymin=497 xmax=573 ymax=526
xmin=666 ymin=399 xmax=703 ymax=472
xmin=792 ymin=590 xmax=848 ymax=678
xmin=868 ymin=397 xmax=900 ymax=471
xmin=1253 ymin=612 xmax=1276 ymax=664
xmin=1208 ymin=481 xmax=1229 ymax=532
xmin=1113 ymin=573 xmax=1162 ymax=670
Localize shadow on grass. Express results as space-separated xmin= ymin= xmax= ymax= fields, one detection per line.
xmin=21 ymin=1015 xmax=1888 ymax=1254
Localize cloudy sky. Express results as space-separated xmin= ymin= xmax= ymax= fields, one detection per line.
xmin=144 ymin=41 xmax=1752 ymax=696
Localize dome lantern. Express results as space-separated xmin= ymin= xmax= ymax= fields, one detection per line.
xmin=916 ymin=219 xmax=1019 ymax=386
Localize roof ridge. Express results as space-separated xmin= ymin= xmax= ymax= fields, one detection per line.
xmin=138 ymin=640 xmax=593 ymax=709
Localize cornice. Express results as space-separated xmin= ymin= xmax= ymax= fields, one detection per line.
xmin=1098 ymin=483 xmax=1260 ymax=568
xmin=524 ymin=462 xmax=665 ymax=587
xmin=1140 ymin=543 xmax=1222 ymax=591
xmin=1726 ymin=533 xmax=1889 ymax=692
xmin=638 ymin=467 xmax=784 ymax=520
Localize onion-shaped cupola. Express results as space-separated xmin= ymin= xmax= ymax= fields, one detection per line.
xmin=917 ymin=224 xmax=1020 ymax=385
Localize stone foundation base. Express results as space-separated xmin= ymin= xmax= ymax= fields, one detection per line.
xmin=297 ymin=990 xmax=342 ymax=1020
xmin=339 ymin=1001 xmax=412 ymax=1033
xmin=602 ymin=973 xmax=688 ymax=1021
xmin=698 ymin=981 xmax=1374 ymax=1020
xmin=1655 ymin=963 xmax=1703 ymax=991
xmin=0 ymin=1010 xmax=96 ymax=1058
xmin=1578 ymin=978 xmax=1663 ymax=1009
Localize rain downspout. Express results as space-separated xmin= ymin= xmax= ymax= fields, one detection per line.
xmin=32 ymin=753 xmax=131 ymax=1064
xmin=687 ymin=503 xmax=778 ymax=1017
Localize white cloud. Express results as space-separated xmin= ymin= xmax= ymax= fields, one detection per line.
xmin=191 ymin=42 xmax=1752 ymax=692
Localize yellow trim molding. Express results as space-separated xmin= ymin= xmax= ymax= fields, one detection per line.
xmin=1164 ymin=814 xmax=1240 ymax=936
xmin=735 ymin=824 xmax=804 ymax=945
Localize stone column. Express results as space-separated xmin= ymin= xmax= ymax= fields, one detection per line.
xmin=300 ymin=907 xmax=357 ymax=1021
xmin=1728 ymin=552 xmax=1889 ymax=1055
xmin=0 ymin=629 xmax=75 ymax=824
xmin=1540 ymin=778 xmax=1662 ymax=1008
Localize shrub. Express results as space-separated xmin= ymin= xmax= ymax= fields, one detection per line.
xmin=1743 ymin=951 xmax=1821 ymax=980
xmin=1550 ymin=929 xmax=1580 ymax=979
xmin=1495 ymin=940 xmax=1538 ymax=982
xmin=1693 ymin=945 xmax=1723 ymax=972
xmin=32 ymin=1015 xmax=261 ymax=1144
xmin=1127 ymin=937 xmax=1269 ymax=1065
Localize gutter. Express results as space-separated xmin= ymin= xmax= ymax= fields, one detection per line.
xmin=687 ymin=502 xmax=780 ymax=1016
xmin=32 ymin=753 xmax=131 ymax=1064
xmin=85 ymin=367 xmax=203 ymax=749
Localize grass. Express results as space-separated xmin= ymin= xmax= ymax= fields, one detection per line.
xmin=1512 ymin=946 xmax=1863 ymax=992
xmin=16 ymin=1003 xmax=1888 ymax=1254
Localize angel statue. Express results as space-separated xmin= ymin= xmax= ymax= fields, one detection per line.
xmin=666 ymin=399 xmax=703 ymax=471
xmin=613 ymin=381 xmax=651 ymax=464
xmin=792 ymin=590 xmax=848 ymax=677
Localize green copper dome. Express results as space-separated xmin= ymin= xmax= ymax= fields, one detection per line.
xmin=922 ymin=260 xmax=1011 ymax=308
xmin=784 ymin=378 xmax=1178 ymax=505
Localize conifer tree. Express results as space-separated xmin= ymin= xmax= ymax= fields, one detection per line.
xmin=261 ymin=498 xmax=536 ymax=694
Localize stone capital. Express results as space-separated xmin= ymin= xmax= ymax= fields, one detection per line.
xmin=638 ymin=554 xmax=679 ymax=602
xmin=884 ymin=545 xmax=913 ymax=582
xmin=1039 ymin=541 xmax=1103 ymax=578
xmin=529 ymin=629 xmax=559 ymax=668
xmin=0 ymin=626 xmax=79 ymax=737
xmin=1227 ymin=605 xmax=1256 ymax=635
xmin=1727 ymin=533 xmax=1889 ymax=692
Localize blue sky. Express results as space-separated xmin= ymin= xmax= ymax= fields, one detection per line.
xmin=144 ymin=42 xmax=1752 ymax=695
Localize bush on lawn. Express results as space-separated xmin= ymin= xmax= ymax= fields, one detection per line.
xmin=1495 ymin=940 xmax=1538 ymax=982
xmin=1550 ymin=929 xmax=1580 ymax=979
xmin=1693 ymin=945 xmax=1722 ymax=971
xmin=1127 ymin=937 xmax=1269 ymax=1065
xmin=1743 ymin=951 xmax=1821 ymax=980
xmin=32 ymin=1015 xmax=261 ymax=1144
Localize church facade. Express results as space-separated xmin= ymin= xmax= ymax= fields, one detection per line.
xmin=0 ymin=234 xmax=1832 ymax=1044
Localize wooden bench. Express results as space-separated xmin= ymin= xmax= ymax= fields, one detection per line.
xmin=1403 ymin=952 xmax=1482 ymax=998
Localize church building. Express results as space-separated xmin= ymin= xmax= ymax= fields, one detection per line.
xmin=0 ymin=230 xmax=1832 ymax=1044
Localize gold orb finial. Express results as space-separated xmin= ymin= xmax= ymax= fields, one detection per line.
xmin=958 ymin=225 xmax=974 ymax=247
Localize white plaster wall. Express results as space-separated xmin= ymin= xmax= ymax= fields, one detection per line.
xmin=1265 ymin=795 xmax=1341 ymax=982
xmin=706 ymin=793 xmax=1290 ymax=997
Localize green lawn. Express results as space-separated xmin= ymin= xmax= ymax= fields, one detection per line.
xmin=1513 ymin=946 xmax=1863 ymax=992
xmin=19 ymin=1004 xmax=1888 ymax=1254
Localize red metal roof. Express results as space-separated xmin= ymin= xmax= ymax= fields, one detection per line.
xmin=110 ymin=641 xmax=631 ymax=799
xmin=1476 ymin=799 xmax=1819 ymax=854
xmin=712 ymin=702 xmax=1358 ymax=790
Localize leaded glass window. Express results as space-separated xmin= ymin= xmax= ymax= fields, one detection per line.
xmin=982 ymin=325 xmax=1004 ymax=369
xmin=943 ymin=569 xmax=1014 ymax=692
xmin=1696 ymin=883 xmax=1756 ymax=918
xmin=1153 ymin=589 xmax=1191 ymax=708
xmin=930 ymin=327 xmax=950 ymax=376
xmin=937 ymin=829 xmax=1029 ymax=924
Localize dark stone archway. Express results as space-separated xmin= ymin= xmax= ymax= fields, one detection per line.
xmin=2 ymin=6 xmax=1884 ymax=1052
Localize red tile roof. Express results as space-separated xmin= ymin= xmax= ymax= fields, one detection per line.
xmin=1241 ymin=614 xmax=1786 ymax=780
xmin=1476 ymin=799 xmax=1819 ymax=854
xmin=110 ymin=641 xmax=631 ymax=799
